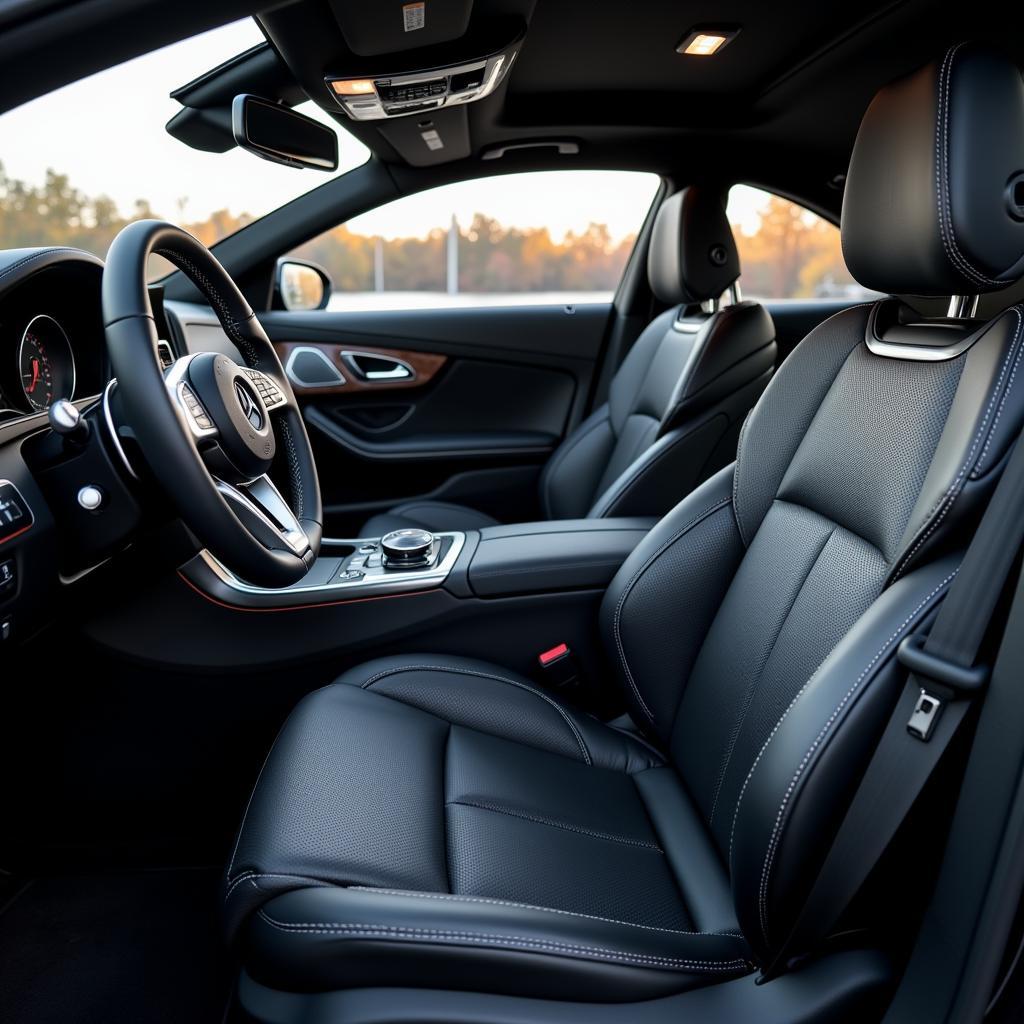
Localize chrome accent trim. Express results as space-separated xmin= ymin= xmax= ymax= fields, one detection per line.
xmin=947 ymin=295 xmax=980 ymax=319
xmin=284 ymin=346 xmax=345 ymax=389
xmin=214 ymin=475 xmax=310 ymax=558
xmin=865 ymin=328 xmax=984 ymax=362
xmin=102 ymin=381 xmax=140 ymax=480
xmin=341 ymin=350 xmax=415 ymax=382
xmin=199 ymin=531 xmax=465 ymax=598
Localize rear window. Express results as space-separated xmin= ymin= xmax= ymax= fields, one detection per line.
xmin=726 ymin=185 xmax=875 ymax=301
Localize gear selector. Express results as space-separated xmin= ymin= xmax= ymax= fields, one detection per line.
xmin=381 ymin=528 xmax=435 ymax=568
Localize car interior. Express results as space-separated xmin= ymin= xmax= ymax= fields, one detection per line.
xmin=3 ymin=2 xmax=1024 ymax=1023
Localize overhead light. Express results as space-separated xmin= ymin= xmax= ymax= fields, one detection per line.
xmin=331 ymin=79 xmax=376 ymax=96
xmin=676 ymin=28 xmax=739 ymax=56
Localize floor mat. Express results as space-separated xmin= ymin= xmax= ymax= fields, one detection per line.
xmin=0 ymin=869 xmax=232 ymax=1024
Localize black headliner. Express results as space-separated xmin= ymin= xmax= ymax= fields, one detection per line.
xmin=0 ymin=0 xmax=1021 ymax=221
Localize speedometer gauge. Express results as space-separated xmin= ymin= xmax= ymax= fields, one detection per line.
xmin=18 ymin=314 xmax=75 ymax=412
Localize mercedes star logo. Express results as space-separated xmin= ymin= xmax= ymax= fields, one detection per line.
xmin=234 ymin=380 xmax=264 ymax=430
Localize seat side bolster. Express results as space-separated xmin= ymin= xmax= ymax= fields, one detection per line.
xmin=539 ymin=405 xmax=617 ymax=520
xmin=588 ymin=414 xmax=731 ymax=519
xmin=246 ymin=886 xmax=753 ymax=996
xmin=600 ymin=465 xmax=745 ymax=739
xmin=728 ymin=554 xmax=960 ymax=961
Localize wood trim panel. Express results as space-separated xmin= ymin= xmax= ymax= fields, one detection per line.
xmin=273 ymin=341 xmax=447 ymax=396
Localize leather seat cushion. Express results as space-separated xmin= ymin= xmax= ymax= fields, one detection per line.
xmin=360 ymin=500 xmax=500 ymax=538
xmin=226 ymin=655 xmax=752 ymax=1000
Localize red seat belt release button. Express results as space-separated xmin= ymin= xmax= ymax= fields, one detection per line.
xmin=539 ymin=642 xmax=570 ymax=667
xmin=537 ymin=643 xmax=578 ymax=689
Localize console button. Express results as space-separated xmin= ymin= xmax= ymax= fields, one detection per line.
xmin=0 ymin=559 xmax=14 ymax=593
xmin=337 ymin=569 xmax=365 ymax=582
xmin=0 ymin=482 xmax=32 ymax=544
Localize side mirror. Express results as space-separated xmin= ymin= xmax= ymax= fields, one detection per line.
xmin=231 ymin=94 xmax=339 ymax=171
xmin=276 ymin=259 xmax=332 ymax=311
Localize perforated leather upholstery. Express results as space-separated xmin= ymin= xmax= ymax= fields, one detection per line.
xmin=229 ymin=44 xmax=1024 ymax=1005
xmin=361 ymin=191 xmax=776 ymax=537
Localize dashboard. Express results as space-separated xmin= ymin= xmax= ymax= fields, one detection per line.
xmin=0 ymin=257 xmax=108 ymax=422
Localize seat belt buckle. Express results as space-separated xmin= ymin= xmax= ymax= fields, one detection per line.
xmin=907 ymin=689 xmax=945 ymax=741
xmin=537 ymin=643 xmax=579 ymax=691
xmin=897 ymin=634 xmax=989 ymax=742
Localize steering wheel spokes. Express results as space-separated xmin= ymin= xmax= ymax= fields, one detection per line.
xmin=214 ymin=475 xmax=311 ymax=560
xmin=101 ymin=220 xmax=322 ymax=587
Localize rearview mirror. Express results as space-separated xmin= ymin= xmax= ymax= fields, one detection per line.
xmin=231 ymin=94 xmax=339 ymax=171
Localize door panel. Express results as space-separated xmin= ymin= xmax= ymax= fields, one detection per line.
xmin=258 ymin=303 xmax=610 ymax=535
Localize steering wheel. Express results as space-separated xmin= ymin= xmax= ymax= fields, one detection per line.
xmin=101 ymin=221 xmax=322 ymax=588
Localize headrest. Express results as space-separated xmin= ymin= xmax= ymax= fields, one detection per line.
xmin=842 ymin=43 xmax=1024 ymax=296
xmin=648 ymin=186 xmax=740 ymax=305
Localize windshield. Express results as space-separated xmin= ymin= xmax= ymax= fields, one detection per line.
xmin=0 ymin=19 xmax=369 ymax=262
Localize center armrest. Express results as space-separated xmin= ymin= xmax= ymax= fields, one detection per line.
xmin=468 ymin=518 xmax=655 ymax=597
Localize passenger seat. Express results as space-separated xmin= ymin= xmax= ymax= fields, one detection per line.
xmin=361 ymin=187 xmax=777 ymax=536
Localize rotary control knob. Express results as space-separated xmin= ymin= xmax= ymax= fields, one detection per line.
xmin=381 ymin=528 xmax=434 ymax=567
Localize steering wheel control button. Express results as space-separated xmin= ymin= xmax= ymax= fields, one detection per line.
xmin=77 ymin=485 xmax=105 ymax=512
xmin=244 ymin=369 xmax=287 ymax=410
xmin=176 ymin=383 xmax=215 ymax=435
xmin=382 ymin=528 xmax=435 ymax=568
xmin=0 ymin=481 xmax=33 ymax=545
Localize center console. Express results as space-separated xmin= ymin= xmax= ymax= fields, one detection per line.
xmin=186 ymin=519 xmax=652 ymax=610
xmin=195 ymin=528 xmax=466 ymax=605
xmin=92 ymin=518 xmax=654 ymax=672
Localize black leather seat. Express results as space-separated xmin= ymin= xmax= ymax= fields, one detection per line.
xmin=360 ymin=187 xmax=777 ymax=536
xmin=227 ymin=44 xmax=1024 ymax=1010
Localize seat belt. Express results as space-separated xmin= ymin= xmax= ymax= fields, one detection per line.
xmin=759 ymin=435 xmax=1024 ymax=983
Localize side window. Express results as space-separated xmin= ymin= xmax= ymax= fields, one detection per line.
xmin=726 ymin=185 xmax=874 ymax=301
xmin=288 ymin=170 xmax=660 ymax=311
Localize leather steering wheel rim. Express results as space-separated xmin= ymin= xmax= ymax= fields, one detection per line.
xmin=101 ymin=220 xmax=322 ymax=587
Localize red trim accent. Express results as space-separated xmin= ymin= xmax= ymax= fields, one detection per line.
xmin=176 ymin=569 xmax=438 ymax=613
xmin=0 ymin=523 xmax=31 ymax=547
xmin=539 ymin=642 xmax=570 ymax=666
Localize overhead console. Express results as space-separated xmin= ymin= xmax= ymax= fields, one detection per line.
xmin=326 ymin=34 xmax=520 ymax=122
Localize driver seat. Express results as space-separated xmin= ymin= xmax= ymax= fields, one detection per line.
xmin=225 ymin=45 xmax=1024 ymax=1012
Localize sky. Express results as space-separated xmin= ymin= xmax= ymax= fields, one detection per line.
xmin=0 ymin=17 xmax=773 ymax=242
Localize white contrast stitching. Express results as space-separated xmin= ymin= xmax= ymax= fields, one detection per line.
xmin=752 ymin=569 xmax=957 ymax=945
xmin=360 ymin=664 xmax=592 ymax=766
xmin=934 ymin=44 xmax=1005 ymax=289
xmin=224 ymin=870 xmax=329 ymax=904
xmin=256 ymin=913 xmax=753 ymax=972
xmin=893 ymin=307 xmax=1024 ymax=580
xmin=974 ymin=307 xmax=1024 ymax=477
xmin=348 ymin=887 xmax=743 ymax=936
xmin=612 ymin=496 xmax=733 ymax=722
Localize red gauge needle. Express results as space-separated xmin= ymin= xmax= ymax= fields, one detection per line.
xmin=26 ymin=358 xmax=40 ymax=394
